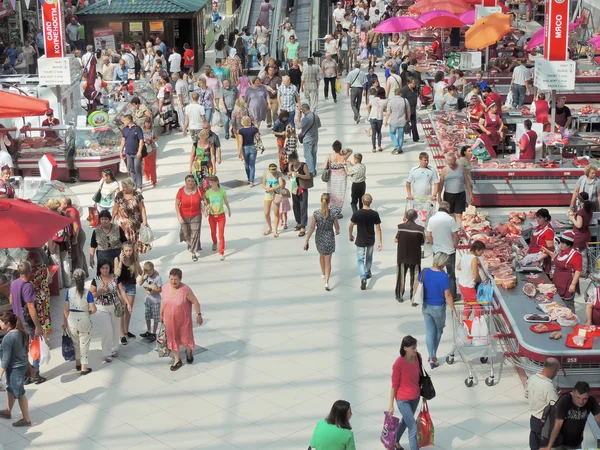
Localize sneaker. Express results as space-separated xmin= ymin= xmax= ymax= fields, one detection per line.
xmin=127 ymin=332 xmax=136 ymax=339
xmin=366 ymin=273 xmax=372 ymax=280
xmin=121 ymin=337 xmax=128 ymax=345
xmin=220 ymin=255 xmax=225 ymax=261
xmin=192 ymin=254 xmax=198 ymax=262
xmin=360 ymin=279 xmax=367 ymax=290
xmin=212 ymin=243 xmax=217 ymax=251
xmin=148 ymin=333 xmax=157 ymax=342
xmin=104 ymin=356 xmax=112 ymax=363
xmin=391 ymin=148 xmax=399 ymax=154
xmin=140 ymin=331 xmax=151 ymax=338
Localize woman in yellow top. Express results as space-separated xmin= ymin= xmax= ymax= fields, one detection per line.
xmin=205 ymin=176 xmax=231 ymax=261
xmin=310 ymin=400 xmax=356 ymax=450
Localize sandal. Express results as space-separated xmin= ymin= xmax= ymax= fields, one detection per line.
xmin=263 ymin=230 xmax=272 ymax=236
xmin=372 ymin=148 xmax=377 ymax=153
xmin=293 ymin=225 xmax=302 ymax=231
xmin=186 ymin=353 xmax=194 ymax=364
xmin=284 ymin=224 xmax=288 ymax=229
xmin=81 ymin=369 xmax=93 ymax=376
xmin=0 ymin=409 xmax=11 ymax=419
xmin=298 ymin=231 xmax=306 ymax=237
xmin=192 ymin=254 xmax=198 ymax=262
xmin=274 ymin=233 xmax=280 ymax=238
xmin=170 ymin=361 xmax=183 ymax=371
xmin=12 ymin=418 xmax=31 ymax=427
xmin=75 ymin=365 xmax=81 ymax=371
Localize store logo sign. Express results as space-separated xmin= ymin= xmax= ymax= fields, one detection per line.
xmin=42 ymin=0 xmax=64 ymax=58
xmin=544 ymin=0 xmax=570 ymax=61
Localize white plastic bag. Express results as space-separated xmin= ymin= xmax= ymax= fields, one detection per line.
xmin=505 ymin=91 xmax=513 ymax=107
xmin=211 ymin=109 xmax=223 ymax=128
xmin=139 ymin=224 xmax=154 ymax=245
xmin=119 ymin=157 xmax=128 ymax=174
xmin=40 ymin=337 xmax=51 ymax=366
xmin=471 ymin=315 xmax=489 ymax=346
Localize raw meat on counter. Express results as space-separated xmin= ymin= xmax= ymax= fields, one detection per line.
xmin=523 ymin=283 xmax=537 ymax=297
xmin=578 ymin=105 xmax=598 ymax=115
xmin=519 ymin=252 xmax=544 ymax=267
xmin=549 ymin=331 xmax=563 ymax=340
xmin=573 ymin=157 xmax=590 ymax=167
xmin=537 ymin=284 xmax=557 ymax=295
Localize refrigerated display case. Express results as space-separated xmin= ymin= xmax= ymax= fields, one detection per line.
xmin=16 ymin=125 xmax=75 ymax=181
xmin=74 ymin=126 xmax=121 ymax=181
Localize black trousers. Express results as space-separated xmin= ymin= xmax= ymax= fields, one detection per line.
xmin=292 ymin=189 xmax=309 ymax=228
xmin=529 ymin=415 xmax=543 ymax=450
xmin=351 ymin=181 xmax=366 ymax=213
xmin=324 ymin=77 xmax=337 ymax=100
xmin=396 ymin=263 xmax=420 ymax=300
xmin=410 ymin=111 xmax=419 ymax=141
xmin=350 ymin=87 xmax=363 ymax=121
xmin=446 ymin=252 xmax=457 ymax=299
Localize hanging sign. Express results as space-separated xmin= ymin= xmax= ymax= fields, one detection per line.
xmin=41 ymin=0 xmax=65 ymax=58
xmin=534 ymin=59 xmax=576 ymax=90
xmin=93 ymin=27 xmax=115 ymax=50
xmin=544 ymin=0 xmax=570 ymax=61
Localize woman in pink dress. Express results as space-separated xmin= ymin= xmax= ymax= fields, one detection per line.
xmin=160 ymin=268 xmax=203 ymax=371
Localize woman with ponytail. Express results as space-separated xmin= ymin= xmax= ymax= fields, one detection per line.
xmin=63 ymin=269 xmax=97 ymax=375
xmin=0 ymin=310 xmax=31 ymax=427
xmin=303 ymin=193 xmax=340 ymax=291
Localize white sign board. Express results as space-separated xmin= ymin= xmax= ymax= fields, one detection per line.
xmin=458 ymin=51 xmax=482 ymax=70
xmin=38 ymin=55 xmax=80 ymax=86
xmin=475 ymin=6 xmax=502 ymax=20
xmin=534 ymin=59 xmax=576 ymax=90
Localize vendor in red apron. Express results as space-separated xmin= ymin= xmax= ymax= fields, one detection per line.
xmin=585 ymin=284 xmax=600 ymax=327
xmin=529 ymin=208 xmax=555 ymax=275
xmin=541 ymin=230 xmax=582 ymax=312
xmin=549 ymin=96 xmax=572 ymax=130
xmin=517 ymin=119 xmax=537 ymax=160
xmin=41 ymin=109 xmax=60 ymax=139
xmin=531 ymin=92 xmax=550 ymax=131
xmin=431 ymin=33 xmax=443 ymax=61
xmin=468 ymin=95 xmax=484 ymax=128
xmin=0 ymin=164 xmax=15 ymax=198
xmin=478 ymin=102 xmax=505 ymax=152
xmin=569 ymin=191 xmax=593 ymax=277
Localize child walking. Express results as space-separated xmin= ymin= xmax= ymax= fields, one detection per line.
xmin=279 ymin=178 xmax=292 ymax=229
xmin=138 ymin=261 xmax=163 ymax=341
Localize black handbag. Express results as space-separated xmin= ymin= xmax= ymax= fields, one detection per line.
xmin=417 ymin=353 xmax=436 ymax=400
xmin=92 ymin=180 xmax=104 ymax=204
xmin=403 ymin=99 xmax=412 ymax=135
xmin=141 ymin=143 xmax=148 ymax=158
xmin=321 ymin=160 xmax=331 ymax=183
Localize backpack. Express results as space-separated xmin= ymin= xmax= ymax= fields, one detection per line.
xmin=52 ymin=212 xmax=73 ymax=243
xmin=540 ymin=392 xmax=569 ymax=446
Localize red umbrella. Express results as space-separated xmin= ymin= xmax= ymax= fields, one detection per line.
xmin=0 ymin=199 xmax=74 ymax=248
xmin=419 ymin=10 xmax=461 ymax=24
xmin=0 ymin=92 xmax=50 ymax=119
xmin=420 ymin=16 xmax=465 ymax=28
xmin=410 ymin=0 xmax=471 ymax=14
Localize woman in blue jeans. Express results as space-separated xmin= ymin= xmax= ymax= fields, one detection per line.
xmin=237 ymin=116 xmax=260 ymax=187
xmin=368 ymin=87 xmax=387 ymax=152
xmin=415 ymin=252 xmax=458 ymax=369
xmin=388 ymin=335 xmax=421 ymax=450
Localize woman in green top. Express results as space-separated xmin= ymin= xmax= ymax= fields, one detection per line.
xmin=205 ymin=176 xmax=231 ymax=261
xmin=310 ymin=400 xmax=356 ymax=450
xmin=189 ymin=129 xmax=215 ymax=189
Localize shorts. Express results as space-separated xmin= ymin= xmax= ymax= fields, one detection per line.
xmin=368 ymin=47 xmax=378 ymax=56
xmin=144 ymin=299 xmax=161 ymax=322
xmin=443 ymin=191 xmax=467 ymax=215
xmin=458 ymin=284 xmax=481 ymax=318
xmin=123 ymin=283 xmax=136 ymax=297
xmin=6 ymin=366 xmax=27 ymax=399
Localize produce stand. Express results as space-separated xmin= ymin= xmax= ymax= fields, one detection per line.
xmin=74 ymin=126 xmax=121 ymax=181
xmin=16 ymin=125 xmax=75 ymax=181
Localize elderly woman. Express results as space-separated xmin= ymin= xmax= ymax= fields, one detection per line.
xmin=325 ymin=141 xmax=353 ymax=219
xmin=46 ymin=198 xmax=72 ymax=289
xmin=226 ymin=48 xmax=242 ymax=87
xmin=478 ymin=102 xmax=505 ymax=153
xmin=0 ymin=311 xmax=31 ymax=427
xmin=238 ymin=116 xmax=260 ymax=186
xmin=157 ymin=75 xmax=174 ymax=135
xmin=196 ymin=77 xmax=216 ymax=125
xmin=244 ymin=76 xmax=269 ymax=129
xmin=0 ymin=165 xmax=15 ymax=198
xmin=27 ymin=251 xmax=52 ymax=336
xmin=415 ymin=252 xmax=458 ymax=369
xmin=112 ymin=178 xmax=152 ymax=254
xmin=63 ymin=269 xmax=96 ymax=374
xmin=571 ymin=164 xmax=600 ymax=212
xmin=90 ymin=259 xmax=129 ymax=362
xmin=160 ymin=268 xmax=203 ymax=371
xmin=176 ymin=175 xmax=204 ymax=261
xmin=89 ymin=209 xmax=127 ymax=268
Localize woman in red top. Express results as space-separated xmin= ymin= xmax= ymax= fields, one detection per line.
xmin=517 ymin=119 xmax=537 ymax=160
xmin=478 ymin=102 xmax=505 ymax=149
xmin=468 ymin=96 xmax=484 ymax=128
xmin=529 ymin=208 xmax=555 ymax=275
xmin=183 ymin=43 xmax=195 ymax=76
xmin=531 ymin=92 xmax=550 ymax=131
xmin=541 ymin=230 xmax=582 ymax=312
xmin=388 ymin=335 xmax=421 ymax=450
xmin=569 ymin=192 xmax=593 ymax=277
xmin=175 ymin=175 xmax=204 ymax=262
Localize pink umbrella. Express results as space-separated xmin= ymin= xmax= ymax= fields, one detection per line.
xmin=418 ymin=10 xmax=461 ymax=24
xmin=526 ymin=22 xmax=579 ymax=50
xmin=374 ymin=16 xmax=423 ymax=33
xmin=459 ymin=9 xmax=476 ymax=25
xmin=590 ymin=36 xmax=600 ymax=48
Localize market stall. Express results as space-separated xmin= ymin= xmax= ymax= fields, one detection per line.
xmin=74 ymin=126 xmax=121 ymax=181
xmin=16 ymin=125 xmax=75 ymax=181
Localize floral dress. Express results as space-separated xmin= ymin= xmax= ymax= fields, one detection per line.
xmin=114 ymin=191 xmax=152 ymax=254
xmin=31 ymin=264 xmax=51 ymax=332
xmin=227 ymin=55 xmax=242 ymax=86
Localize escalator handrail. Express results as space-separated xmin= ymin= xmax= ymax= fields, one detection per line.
xmin=270 ymin=0 xmax=286 ymax=61
xmin=308 ymin=0 xmax=321 ymax=56
xmin=236 ymin=0 xmax=253 ymax=31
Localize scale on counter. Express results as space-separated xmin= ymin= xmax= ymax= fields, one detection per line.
xmin=508 ymin=110 xmax=523 ymax=117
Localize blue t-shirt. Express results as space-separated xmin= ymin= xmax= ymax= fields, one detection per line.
xmin=6 ymin=48 xmax=17 ymax=66
xmin=419 ymin=268 xmax=449 ymax=306
xmin=122 ymin=124 xmax=144 ymax=155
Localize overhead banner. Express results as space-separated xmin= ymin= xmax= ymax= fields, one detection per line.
xmin=93 ymin=27 xmax=115 ymax=50
xmin=544 ymin=0 xmax=569 ymax=61
xmin=41 ymin=0 xmax=65 ymax=58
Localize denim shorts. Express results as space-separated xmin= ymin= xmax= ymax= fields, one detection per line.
xmin=6 ymin=366 xmax=27 ymax=399
xmin=123 ymin=283 xmax=136 ymax=296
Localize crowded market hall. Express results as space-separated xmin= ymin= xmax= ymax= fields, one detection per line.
xmin=4 ymin=0 xmax=600 ymax=448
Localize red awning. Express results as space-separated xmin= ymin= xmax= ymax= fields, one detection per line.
xmin=0 ymin=91 xmax=50 ymax=119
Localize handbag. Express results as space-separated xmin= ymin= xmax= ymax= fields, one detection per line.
xmin=380 ymin=411 xmax=400 ymax=450
xmin=254 ymin=133 xmax=265 ymax=153
xmin=114 ymin=299 xmax=125 ymax=318
xmin=403 ymin=99 xmax=412 ymax=135
xmin=417 ymin=353 xmax=436 ymax=400
xmin=92 ymin=180 xmax=104 ymax=203
xmin=141 ymin=143 xmax=148 ymax=158
xmin=62 ymin=331 xmax=76 ymax=361
xmin=321 ymin=159 xmax=331 ymax=183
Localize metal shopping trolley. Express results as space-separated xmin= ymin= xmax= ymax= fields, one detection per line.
xmin=405 ymin=199 xmax=437 ymax=258
xmin=446 ymin=302 xmax=499 ymax=387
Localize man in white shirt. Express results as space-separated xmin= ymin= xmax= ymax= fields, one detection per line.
xmin=169 ymin=50 xmax=182 ymax=76
xmin=346 ymin=62 xmax=367 ymax=123
xmin=525 ymin=358 xmax=559 ymax=450
xmin=81 ymin=45 xmax=95 ymax=71
xmin=333 ymin=2 xmax=346 ymax=27
xmin=173 ymin=73 xmax=189 ymax=130
xmin=426 ymin=201 xmax=459 ymax=300
xmin=101 ymin=56 xmax=115 ymax=92
xmin=510 ymin=58 xmax=531 ymax=108
xmin=183 ymin=92 xmax=206 ymax=144
xmin=406 ymin=152 xmax=439 ymax=200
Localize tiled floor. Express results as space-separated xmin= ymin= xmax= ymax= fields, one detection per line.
xmin=2 ymin=57 xmax=598 ymax=450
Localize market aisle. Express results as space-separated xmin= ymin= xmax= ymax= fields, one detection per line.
xmin=2 ymin=71 xmax=598 ymax=450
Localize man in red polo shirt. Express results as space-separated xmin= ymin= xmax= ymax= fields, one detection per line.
xmin=517 ymin=119 xmax=537 ymax=160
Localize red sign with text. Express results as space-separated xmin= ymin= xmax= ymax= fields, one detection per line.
xmin=41 ymin=0 xmax=64 ymax=58
xmin=544 ymin=0 xmax=569 ymax=61
xmin=482 ymin=0 xmax=497 ymax=6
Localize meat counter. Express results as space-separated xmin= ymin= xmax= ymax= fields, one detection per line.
xmin=470 ymin=160 xmax=584 ymax=207
xmin=17 ymin=125 xmax=75 ymax=181
xmin=74 ymin=126 xmax=121 ymax=181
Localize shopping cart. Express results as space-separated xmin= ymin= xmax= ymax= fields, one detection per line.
xmin=405 ymin=199 xmax=436 ymax=258
xmin=587 ymin=242 xmax=600 ymax=282
xmin=446 ymin=302 xmax=499 ymax=387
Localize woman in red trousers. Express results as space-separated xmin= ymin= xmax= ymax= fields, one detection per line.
xmin=205 ymin=176 xmax=232 ymax=261
xmin=142 ymin=118 xmax=158 ymax=186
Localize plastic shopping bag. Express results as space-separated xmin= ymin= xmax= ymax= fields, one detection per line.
xmin=505 ymin=90 xmax=513 ymax=107
xmin=471 ymin=315 xmax=490 ymax=346
xmin=380 ymin=411 xmax=400 ymax=449
xmin=119 ymin=157 xmax=128 ymax=174
xmin=29 ymin=336 xmax=40 ymax=362
xmin=476 ymin=279 xmax=494 ymax=304
xmin=417 ymin=400 xmax=435 ymax=448
xmin=157 ymin=324 xmax=171 ymax=357
xmin=62 ymin=331 xmax=76 ymax=361
xmin=40 ymin=337 xmax=51 ymax=366
xmin=335 ymin=78 xmax=341 ymax=93
xmin=139 ymin=224 xmax=154 ymax=245
xmin=211 ymin=109 xmax=223 ymax=128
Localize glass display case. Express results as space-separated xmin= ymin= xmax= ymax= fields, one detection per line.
xmin=74 ymin=126 xmax=121 ymax=181
xmin=17 ymin=125 xmax=75 ymax=181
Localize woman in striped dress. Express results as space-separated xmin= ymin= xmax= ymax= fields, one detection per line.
xmin=324 ymin=141 xmax=353 ymax=219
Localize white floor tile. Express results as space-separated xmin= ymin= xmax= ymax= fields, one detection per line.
xmin=91 ymin=424 xmax=152 ymax=450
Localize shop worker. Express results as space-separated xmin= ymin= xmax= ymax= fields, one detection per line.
xmin=517 ymin=119 xmax=538 ymax=160
xmin=525 ymin=357 xmax=559 ymax=450
xmin=41 ymin=109 xmax=59 ymax=139
xmin=540 ymin=230 xmax=582 ymax=313
xmin=540 ymin=381 xmax=600 ymax=450
xmin=550 ymin=96 xmax=573 ymax=130
xmin=529 ymin=208 xmax=555 ymax=275
xmin=585 ymin=270 xmax=600 ymax=327
xmin=119 ymin=114 xmax=145 ymax=191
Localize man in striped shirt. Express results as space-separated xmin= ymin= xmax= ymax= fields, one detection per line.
xmin=346 ymin=153 xmax=366 ymax=213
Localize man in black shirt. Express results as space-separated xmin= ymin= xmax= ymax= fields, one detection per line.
xmin=402 ymin=77 xmax=420 ymax=142
xmin=542 ymin=381 xmax=600 ymax=450
xmin=395 ymin=209 xmax=424 ymax=304
xmin=349 ymin=193 xmax=382 ymax=291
